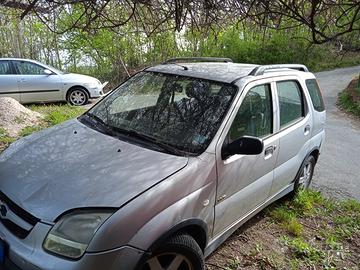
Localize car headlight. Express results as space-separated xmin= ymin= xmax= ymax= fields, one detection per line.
xmin=84 ymin=80 xmax=101 ymax=87
xmin=43 ymin=211 xmax=113 ymax=259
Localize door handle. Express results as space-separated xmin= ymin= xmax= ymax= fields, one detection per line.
xmin=264 ymin=145 xmax=276 ymax=158
xmin=304 ymin=125 xmax=311 ymax=135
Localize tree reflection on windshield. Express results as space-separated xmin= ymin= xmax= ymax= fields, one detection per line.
xmin=86 ymin=71 xmax=237 ymax=155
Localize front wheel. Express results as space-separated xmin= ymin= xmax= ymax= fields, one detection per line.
xmin=142 ymin=234 xmax=204 ymax=270
xmin=67 ymin=88 xmax=89 ymax=106
xmin=294 ymin=155 xmax=316 ymax=193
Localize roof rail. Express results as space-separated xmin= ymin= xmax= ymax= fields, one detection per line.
xmin=249 ymin=64 xmax=309 ymax=76
xmin=163 ymin=57 xmax=233 ymax=64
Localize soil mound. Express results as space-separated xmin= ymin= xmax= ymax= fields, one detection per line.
xmin=0 ymin=97 xmax=43 ymax=137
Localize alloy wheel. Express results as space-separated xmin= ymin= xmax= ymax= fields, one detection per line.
xmin=298 ymin=162 xmax=313 ymax=189
xmin=144 ymin=253 xmax=194 ymax=270
xmin=69 ymin=90 xmax=87 ymax=105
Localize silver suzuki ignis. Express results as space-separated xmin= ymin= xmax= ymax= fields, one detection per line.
xmin=0 ymin=58 xmax=326 ymax=270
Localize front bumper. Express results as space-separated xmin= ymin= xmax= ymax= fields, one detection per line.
xmin=87 ymin=86 xmax=105 ymax=99
xmin=0 ymin=221 xmax=144 ymax=270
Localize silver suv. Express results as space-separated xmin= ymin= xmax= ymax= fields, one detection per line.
xmin=0 ymin=58 xmax=326 ymax=270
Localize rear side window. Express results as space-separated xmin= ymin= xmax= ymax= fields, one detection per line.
xmin=276 ymin=81 xmax=305 ymax=128
xmin=306 ymin=79 xmax=325 ymax=112
xmin=0 ymin=61 xmax=13 ymax=75
xmin=14 ymin=61 xmax=46 ymax=75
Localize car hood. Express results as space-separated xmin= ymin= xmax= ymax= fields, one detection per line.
xmin=0 ymin=120 xmax=188 ymax=222
xmin=60 ymin=73 xmax=100 ymax=84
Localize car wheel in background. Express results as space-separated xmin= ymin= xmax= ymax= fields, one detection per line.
xmin=67 ymin=87 xmax=89 ymax=106
xmin=142 ymin=234 xmax=205 ymax=270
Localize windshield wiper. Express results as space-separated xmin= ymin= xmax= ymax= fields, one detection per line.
xmin=80 ymin=113 xmax=113 ymax=135
xmin=110 ymin=126 xmax=185 ymax=156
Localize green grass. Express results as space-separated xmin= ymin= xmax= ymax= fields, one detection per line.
xmin=282 ymin=237 xmax=325 ymax=263
xmin=19 ymin=126 xmax=44 ymax=137
xmin=27 ymin=104 xmax=86 ymax=126
xmin=1 ymin=104 xmax=86 ymax=153
xmin=269 ymin=190 xmax=325 ymax=236
xmin=338 ymin=87 xmax=360 ymax=118
xmin=0 ymin=127 xmax=15 ymax=144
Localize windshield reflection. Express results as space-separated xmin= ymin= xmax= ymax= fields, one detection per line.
xmin=81 ymin=72 xmax=237 ymax=155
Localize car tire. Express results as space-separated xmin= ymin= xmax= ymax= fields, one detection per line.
xmin=141 ymin=234 xmax=205 ymax=270
xmin=293 ymin=155 xmax=316 ymax=194
xmin=67 ymin=87 xmax=89 ymax=106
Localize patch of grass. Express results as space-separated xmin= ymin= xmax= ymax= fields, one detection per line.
xmin=292 ymin=189 xmax=324 ymax=214
xmin=226 ymin=258 xmax=241 ymax=270
xmin=0 ymin=127 xmax=15 ymax=144
xmin=325 ymin=235 xmax=342 ymax=250
xmin=270 ymin=205 xmax=296 ymax=223
xmin=282 ymin=236 xmax=325 ymax=263
xmin=338 ymin=89 xmax=360 ymax=118
xmin=339 ymin=199 xmax=360 ymax=212
xmin=19 ymin=126 xmax=44 ymax=137
xmin=284 ymin=218 xmax=303 ymax=237
xmin=28 ymin=104 xmax=86 ymax=126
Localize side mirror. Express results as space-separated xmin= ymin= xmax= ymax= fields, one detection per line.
xmin=43 ymin=69 xmax=54 ymax=75
xmin=222 ymin=136 xmax=264 ymax=159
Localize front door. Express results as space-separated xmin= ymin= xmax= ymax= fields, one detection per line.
xmin=214 ymin=81 xmax=279 ymax=235
xmin=12 ymin=60 xmax=63 ymax=103
xmin=0 ymin=60 xmax=20 ymax=101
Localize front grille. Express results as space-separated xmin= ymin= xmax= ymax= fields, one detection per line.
xmin=0 ymin=191 xmax=39 ymax=239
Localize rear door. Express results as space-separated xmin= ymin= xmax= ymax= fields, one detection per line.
xmin=214 ymin=80 xmax=279 ymax=236
xmin=0 ymin=60 xmax=20 ymax=101
xmin=269 ymin=78 xmax=312 ymax=196
xmin=12 ymin=60 xmax=63 ymax=103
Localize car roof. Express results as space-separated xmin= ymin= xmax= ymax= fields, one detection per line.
xmin=146 ymin=62 xmax=312 ymax=84
xmin=0 ymin=58 xmax=43 ymax=65
xmin=146 ymin=62 xmax=259 ymax=84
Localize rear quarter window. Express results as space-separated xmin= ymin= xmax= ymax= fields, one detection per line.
xmin=305 ymin=79 xmax=325 ymax=112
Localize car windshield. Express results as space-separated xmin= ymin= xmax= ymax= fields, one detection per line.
xmin=81 ymin=71 xmax=237 ymax=155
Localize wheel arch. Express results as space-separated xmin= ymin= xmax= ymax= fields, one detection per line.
xmin=134 ymin=219 xmax=208 ymax=270
xmin=293 ymin=146 xmax=320 ymax=184
xmin=149 ymin=219 xmax=208 ymax=253
xmin=66 ymin=85 xmax=90 ymax=100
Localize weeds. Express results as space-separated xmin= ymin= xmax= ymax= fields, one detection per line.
xmin=338 ymin=87 xmax=360 ymax=118
xmin=28 ymin=104 xmax=86 ymax=126
xmin=0 ymin=128 xmax=15 ymax=144
xmin=284 ymin=218 xmax=303 ymax=237
xmin=282 ymin=236 xmax=325 ymax=263
xmin=19 ymin=126 xmax=44 ymax=137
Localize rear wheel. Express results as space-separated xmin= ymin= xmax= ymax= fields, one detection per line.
xmin=142 ymin=234 xmax=204 ymax=270
xmin=294 ymin=155 xmax=316 ymax=193
xmin=67 ymin=87 xmax=89 ymax=106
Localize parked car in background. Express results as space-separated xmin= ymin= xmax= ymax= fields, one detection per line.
xmin=0 ymin=58 xmax=105 ymax=106
xmin=0 ymin=58 xmax=326 ymax=270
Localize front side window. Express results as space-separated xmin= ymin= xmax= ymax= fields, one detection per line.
xmin=81 ymin=72 xmax=237 ymax=155
xmin=0 ymin=61 xmax=13 ymax=75
xmin=14 ymin=61 xmax=46 ymax=75
xmin=229 ymin=84 xmax=273 ymax=141
xmin=277 ymin=81 xmax=305 ymax=128
xmin=306 ymin=79 xmax=325 ymax=112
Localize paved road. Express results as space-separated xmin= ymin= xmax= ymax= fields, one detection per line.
xmin=312 ymin=66 xmax=360 ymax=200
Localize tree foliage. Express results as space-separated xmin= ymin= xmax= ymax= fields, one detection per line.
xmin=0 ymin=1 xmax=359 ymax=86
xmin=2 ymin=0 xmax=359 ymax=49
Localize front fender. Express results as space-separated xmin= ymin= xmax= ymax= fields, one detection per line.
xmin=87 ymin=152 xmax=217 ymax=252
